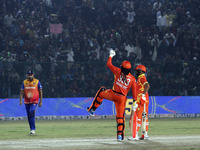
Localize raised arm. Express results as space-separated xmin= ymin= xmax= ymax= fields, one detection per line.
xmin=107 ymin=49 xmax=117 ymax=73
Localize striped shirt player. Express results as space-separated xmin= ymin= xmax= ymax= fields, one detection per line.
xmin=20 ymin=70 xmax=43 ymax=135
xmin=87 ymin=49 xmax=137 ymax=141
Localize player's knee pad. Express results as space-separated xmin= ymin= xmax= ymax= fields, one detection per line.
xmin=97 ymin=86 xmax=106 ymax=99
xmin=100 ymin=86 xmax=106 ymax=92
xmin=29 ymin=110 xmax=35 ymax=118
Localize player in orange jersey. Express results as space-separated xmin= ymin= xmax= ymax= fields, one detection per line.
xmin=20 ymin=70 xmax=43 ymax=135
xmin=87 ymin=49 xmax=137 ymax=141
xmin=128 ymin=64 xmax=150 ymax=140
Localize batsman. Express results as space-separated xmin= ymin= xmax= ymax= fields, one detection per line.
xmin=128 ymin=65 xmax=150 ymax=140
xmin=87 ymin=49 xmax=137 ymax=141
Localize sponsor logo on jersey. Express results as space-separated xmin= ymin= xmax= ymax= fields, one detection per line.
xmin=25 ymin=87 xmax=36 ymax=89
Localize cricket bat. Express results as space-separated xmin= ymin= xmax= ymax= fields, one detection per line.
xmin=129 ymin=109 xmax=134 ymax=132
xmin=141 ymin=103 xmax=146 ymax=135
xmin=129 ymin=102 xmax=137 ymax=137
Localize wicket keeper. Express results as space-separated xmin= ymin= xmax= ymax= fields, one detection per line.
xmin=20 ymin=70 xmax=43 ymax=135
xmin=87 ymin=49 xmax=137 ymax=141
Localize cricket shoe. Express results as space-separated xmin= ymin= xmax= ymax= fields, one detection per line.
xmin=139 ymin=135 xmax=149 ymax=140
xmin=87 ymin=107 xmax=95 ymax=116
xmin=127 ymin=135 xmax=139 ymax=141
xmin=117 ymin=135 xmax=123 ymax=141
xmin=30 ymin=130 xmax=35 ymax=135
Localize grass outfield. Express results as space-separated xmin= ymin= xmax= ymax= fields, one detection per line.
xmin=0 ymin=117 xmax=200 ymax=140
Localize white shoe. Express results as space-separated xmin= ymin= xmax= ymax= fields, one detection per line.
xmin=127 ymin=136 xmax=139 ymax=141
xmin=145 ymin=135 xmax=149 ymax=140
xmin=30 ymin=130 xmax=35 ymax=135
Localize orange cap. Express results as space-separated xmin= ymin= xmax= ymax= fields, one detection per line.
xmin=121 ymin=61 xmax=131 ymax=69
xmin=135 ymin=65 xmax=146 ymax=72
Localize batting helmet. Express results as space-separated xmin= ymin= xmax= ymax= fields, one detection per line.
xmin=121 ymin=61 xmax=131 ymax=69
xmin=135 ymin=65 xmax=146 ymax=72
xmin=121 ymin=61 xmax=131 ymax=75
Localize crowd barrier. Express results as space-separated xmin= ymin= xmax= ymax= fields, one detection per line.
xmin=0 ymin=96 xmax=200 ymax=119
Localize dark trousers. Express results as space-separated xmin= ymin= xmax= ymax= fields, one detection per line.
xmin=25 ymin=104 xmax=38 ymax=130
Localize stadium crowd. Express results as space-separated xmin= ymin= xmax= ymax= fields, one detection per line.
xmin=0 ymin=0 xmax=200 ymax=98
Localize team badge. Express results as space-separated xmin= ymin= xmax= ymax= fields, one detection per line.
xmin=27 ymin=92 xmax=33 ymax=98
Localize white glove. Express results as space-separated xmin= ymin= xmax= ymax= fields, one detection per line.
xmin=132 ymin=102 xmax=138 ymax=111
xmin=141 ymin=94 xmax=146 ymax=104
xmin=109 ymin=49 xmax=116 ymax=57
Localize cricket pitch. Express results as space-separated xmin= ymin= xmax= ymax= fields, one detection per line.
xmin=1 ymin=135 xmax=200 ymax=150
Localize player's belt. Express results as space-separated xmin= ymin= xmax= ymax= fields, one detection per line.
xmin=113 ymin=90 xmax=125 ymax=96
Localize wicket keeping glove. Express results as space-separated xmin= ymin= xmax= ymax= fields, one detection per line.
xmin=141 ymin=94 xmax=146 ymax=104
xmin=132 ymin=102 xmax=138 ymax=111
xmin=109 ymin=49 xmax=116 ymax=57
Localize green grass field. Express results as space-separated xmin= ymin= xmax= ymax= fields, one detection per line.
xmin=0 ymin=117 xmax=200 ymax=140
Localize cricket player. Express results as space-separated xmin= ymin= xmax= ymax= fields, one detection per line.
xmin=20 ymin=70 xmax=43 ymax=135
xmin=128 ymin=64 xmax=150 ymax=140
xmin=87 ymin=49 xmax=137 ymax=141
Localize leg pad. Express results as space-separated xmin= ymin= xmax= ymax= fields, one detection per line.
xmin=89 ymin=86 xmax=106 ymax=111
xmin=116 ymin=117 xmax=125 ymax=140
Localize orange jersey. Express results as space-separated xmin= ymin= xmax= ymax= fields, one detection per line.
xmin=107 ymin=57 xmax=137 ymax=100
xmin=21 ymin=78 xmax=42 ymax=104
xmin=136 ymin=74 xmax=149 ymax=103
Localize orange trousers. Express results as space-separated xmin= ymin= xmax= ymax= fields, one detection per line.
xmin=89 ymin=89 xmax=127 ymax=139
xmin=131 ymin=101 xmax=149 ymax=138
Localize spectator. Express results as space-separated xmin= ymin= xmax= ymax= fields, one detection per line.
xmin=4 ymin=13 xmax=15 ymax=27
xmin=153 ymin=0 xmax=162 ymax=12
xmin=66 ymin=43 xmax=74 ymax=70
xmin=126 ymin=8 xmax=136 ymax=25
xmin=157 ymin=11 xmax=167 ymax=31
xmin=0 ymin=0 xmax=200 ymax=97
